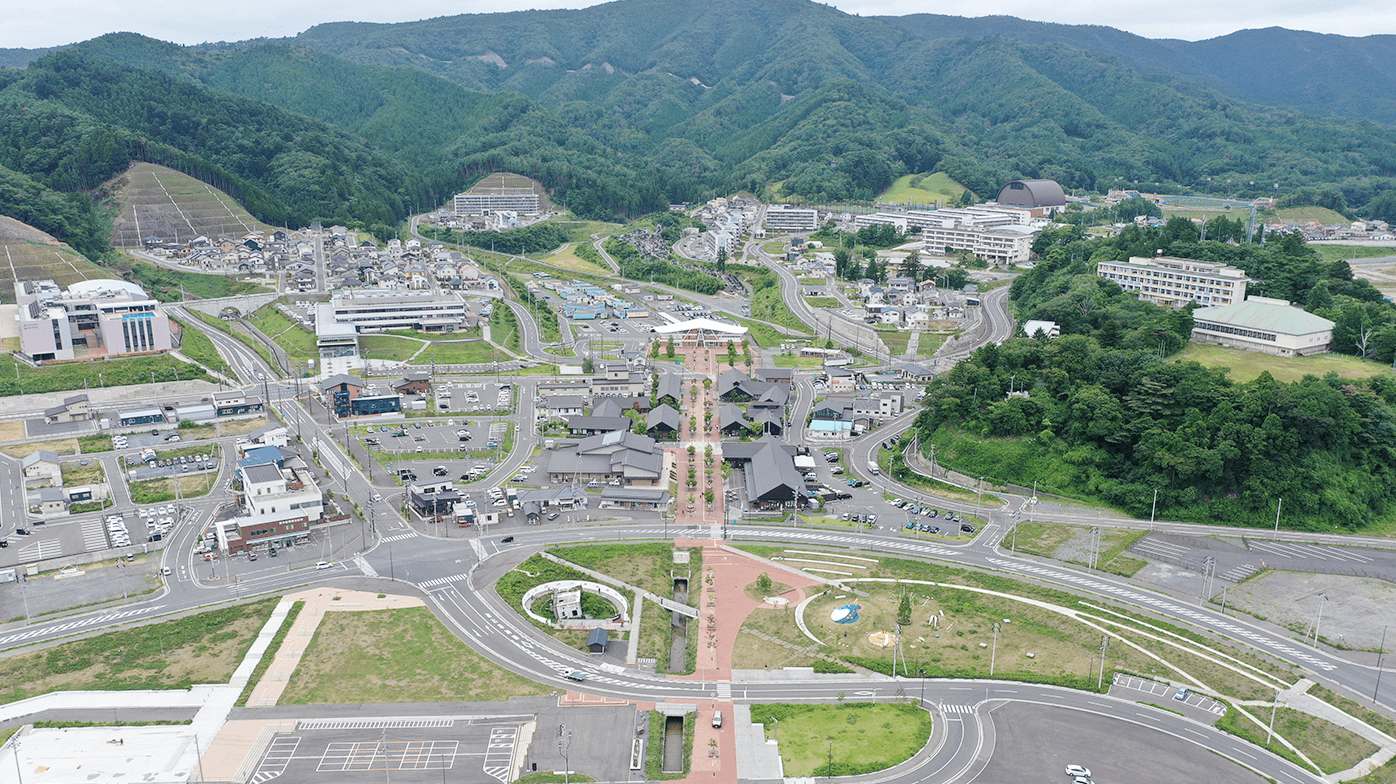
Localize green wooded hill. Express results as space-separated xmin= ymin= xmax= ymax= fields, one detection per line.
xmin=7 ymin=0 xmax=1396 ymax=261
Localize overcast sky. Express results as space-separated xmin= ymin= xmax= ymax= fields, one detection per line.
xmin=1 ymin=0 xmax=1390 ymax=50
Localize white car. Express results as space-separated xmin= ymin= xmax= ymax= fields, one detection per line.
xmin=315 ymin=561 xmax=331 ymax=570
xmin=1065 ymin=766 xmax=1091 ymax=779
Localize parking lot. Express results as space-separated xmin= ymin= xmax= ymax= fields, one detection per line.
xmin=360 ymin=420 xmax=511 ymax=461
xmin=430 ymin=382 xmax=515 ymax=415
xmin=125 ymin=449 xmax=220 ymax=482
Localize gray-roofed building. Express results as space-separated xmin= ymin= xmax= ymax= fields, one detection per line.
xmin=752 ymin=368 xmax=794 ymax=386
xmin=718 ymin=403 xmax=753 ymax=436
xmin=750 ymin=406 xmax=785 ymax=435
xmin=598 ymin=486 xmax=673 ymax=510
xmin=119 ymin=406 xmax=165 ymax=427
xmin=646 ymin=404 xmax=681 ymax=438
xmin=723 ymin=435 xmax=804 ymax=507
xmin=1191 ymin=296 xmax=1335 ymax=356
xmin=656 ymin=372 xmax=684 ymax=407
xmin=996 ymin=178 xmax=1067 ymax=210
xmin=567 ymin=415 xmax=633 ymax=436
xmin=592 ymin=397 xmax=624 ymax=418
xmin=899 ymin=363 xmax=935 ymax=383
xmin=587 ymin=627 xmax=610 ymax=653
xmin=547 ymin=395 xmax=586 ymax=418
xmin=43 ymin=394 xmax=90 ymax=424
xmin=546 ymin=431 xmax=663 ymax=487
xmin=22 ymin=450 xmax=63 ymax=484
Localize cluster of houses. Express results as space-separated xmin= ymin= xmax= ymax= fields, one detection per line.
xmin=689 ymin=196 xmax=760 ymax=262
xmin=143 ymin=225 xmax=502 ymax=294
xmin=21 ymin=449 xmax=111 ymax=518
xmin=854 ymin=277 xmax=968 ymax=326
xmin=532 ymin=278 xmax=651 ymax=321
xmin=1273 ymin=219 xmax=1395 ymax=243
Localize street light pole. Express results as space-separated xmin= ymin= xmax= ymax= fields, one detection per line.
xmin=1149 ymin=487 xmax=1157 ymax=531
xmin=1374 ymin=625 xmax=1388 ymax=704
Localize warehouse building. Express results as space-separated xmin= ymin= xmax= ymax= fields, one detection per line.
xmin=1190 ymin=297 xmax=1334 ymax=356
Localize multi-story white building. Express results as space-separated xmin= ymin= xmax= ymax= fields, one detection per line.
xmin=763 ymin=205 xmax=819 ymax=233
xmin=218 ymin=458 xmax=323 ymax=554
xmin=324 ymin=289 xmax=470 ymax=333
xmin=15 ymin=280 xmax=172 ymax=362
xmin=453 ymin=191 xmax=541 ymax=216
xmin=1095 ymin=255 xmax=1249 ymax=308
xmin=921 ymin=223 xmax=1038 ymax=264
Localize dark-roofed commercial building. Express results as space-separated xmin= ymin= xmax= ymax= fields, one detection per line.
xmin=656 ymin=372 xmax=684 ymax=407
xmin=723 ymin=435 xmax=805 ymax=509
xmin=320 ymin=374 xmax=366 ymax=418
xmin=718 ymin=403 xmax=753 ymax=437
xmin=646 ymin=404 xmax=681 ymax=438
xmin=598 ymin=486 xmax=673 ymax=510
xmin=391 ymin=370 xmax=432 ymax=395
xmin=567 ymin=415 xmax=633 ymax=436
xmin=996 ymin=179 xmax=1066 ymax=211
xmin=1190 ymin=296 xmax=1335 ymax=356
xmin=547 ymin=431 xmax=664 ymax=487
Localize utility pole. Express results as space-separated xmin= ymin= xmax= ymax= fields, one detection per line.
xmin=990 ymin=622 xmax=1000 ymax=676
xmin=1149 ymin=487 xmax=1158 ymax=531
xmin=1375 ymin=625 xmax=1388 ymax=704
xmin=1096 ymin=636 xmax=1109 ymax=690
xmin=1273 ymin=497 xmax=1282 ymax=540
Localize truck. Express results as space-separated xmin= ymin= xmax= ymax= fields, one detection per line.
xmin=866 ymin=460 xmax=880 ymax=476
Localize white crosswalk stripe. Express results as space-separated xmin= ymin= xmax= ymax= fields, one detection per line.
xmin=420 ymin=573 xmax=471 ymax=589
xmin=938 ymin=704 xmax=975 ymax=715
xmin=381 ymin=531 xmax=419 ymax=543
xmin=1219 ymin=563 xmax=1258 ymax=583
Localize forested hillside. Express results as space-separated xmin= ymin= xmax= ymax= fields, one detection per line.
xmin=912 ymin=228 xmax=1396 ymax=530
xmin=6 ymin=0 xmax=1396 ymax=262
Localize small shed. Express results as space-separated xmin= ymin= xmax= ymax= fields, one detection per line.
xmin=587 ymin=627 xmax=610 ymax=654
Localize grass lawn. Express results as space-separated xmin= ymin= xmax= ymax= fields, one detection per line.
xmin=880 ymin=331 xmax=912 ymax=356
xmin=78 ymin=435 xmax=113 ymax=454
xmin=757 ymin=703 xmax=933 ymax=776
xmin=1272 ymin=707 xmax=1379 ymax=774
xmin=1176 ymin=343 xmax=1394 ymax=383
xmin=877 ymin=172 xmax=970 ymax=205
xmin=123 ymin=255 xmax=268 ymax=301
xmin=417 ymin=341 xmax=505 ymax=365
xmin=359 ymin=334 xmax=424 ymax=362
xmin=0 ymin=353 xmax=210 ymax=397
xmin=1312 ymin=244 xmax=1396 ymax=263
xmin=490 ymin=304 xmax=522 ymax=354
xmin=280 ymin=607 xmax=552 ymax=704
xmin=549 ymin=543 xmax=702 ymax=603
xmin=750 ymin=285 xmax=813 ymax=335
xmin=771 ymin=355 xmax=827 ymax=368
xmin=1276 ymin=206 xmax=1350 ymax=224
xmin=128 ymin=473 xmax=217 ymax=504
xmin=804 ymin=296 xmax=841 ymax=308
xmin=171 ymin=316 xmax=228 ymax=374
xmin=246 ymin=302 xmax=317 ymax=363
xmin=0 ymin=598 xmax=279 ymax=702
xmin=3 ymin=437 xmax=79 ymax=458
xmin=61 ymin=461 xmax=106 ymax=486
xmin=535 ymin=244 xmax=612 ymax=276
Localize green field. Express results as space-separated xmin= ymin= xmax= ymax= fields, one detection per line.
xmin=123 ymin=255 xmax=268 ymax=302
xmin=416 ymin=340 xmax=501 ymax=365
xmin=804 ymin=296 xmax=841 ymax=308
xmin=280 ymin=606 xmax=551 ymax=704
xmin=245 ymin=302 xmax=317 ymax=363
xmin=0 ymin=352 xmax=210 ymax=397
xmin=1176 ymin=343 xmax=1394 ymax=384
xmin=750 ymin=286 xmax=813 ymax=335
xmin=490 ymin=305 xmax=522 ymax=354
xmin=171 ymin=316 xmax=228 ymax=374
xmin=108 ymin=162 xmax=279 ymax=249
xmin=1276 ymin=206 xmax=1350 ymax=224
xmin=1312 ymin=244 xmax=1396 ymax=263
xmin=880 ymin=331 xmax=912 ymax=355
xmin=878 ymin=172 xmax=971 ymax=205
xmin=0 ymin=239 xmax=117 ymax=302
xmin=359 ymin=334 xmax=423 ymax=362
xmin=757 ymin=703 xmax=933 ymax=776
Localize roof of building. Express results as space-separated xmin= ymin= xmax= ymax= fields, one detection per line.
xmin=996 ymin=179 xmax=1066 ymax=207
xmin=592 ymin=398 xmax=624 ymax=418
xmin=548 ymin=395 xmax=587 ymax=410
xmin=652 ymin=318 xmax=749 ymax=336
xmin=741 ymin=435 xmax=806 ymax=502
xmin=319 ymin=374 xmax=365 ymax=391
xmin=646 ymin=404 xmax=681 ymax=431
xmin=657 ymin=372 xmax=683 ymax=401
xmin=1193 ymin=297 xmax=1335 ymax=336
xmin=589 ymin=628 xmax=610 ymax=646
xmin=752 ymin=368 xmax=793 ymax=383
xmin=810 ymin=419 xmax=852 ymax=431
xmin=238 ymin=445 xmax=284 ymax=468
xmin=600 ymin=487 xmax=672 ymax=504
xmin=241 ymin=462 xmax=284 ymax=485
xmin=22 ymin=450 xmax=61 ymax=468
xmin=719 ymin=403 xmax=752 ymax=431
xmin=567 ymin=415 xmax=632 ymax=433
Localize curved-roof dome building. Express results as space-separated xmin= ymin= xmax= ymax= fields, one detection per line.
xmin=997 ymin=179 xmax=1066 ymax=208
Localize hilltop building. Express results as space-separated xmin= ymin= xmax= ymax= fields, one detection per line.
xmin=454 ymin=191 xmax=541 ymax=216
xmin=1095 ymin=255 xmax=1249 ymax=308
xmin=15 ymin=280 xmax=172 ymax=362
xmin=995 ymin=179 xmax=1067 ymax=214
xmin=763 ymin=206 xmax=819 ymax=233
xmin=1190 ymin=297 xmax=1334 ymax=356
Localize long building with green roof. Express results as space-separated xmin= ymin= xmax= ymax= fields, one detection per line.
xmin=1190 ymin=296 xmax=1334 ymax=356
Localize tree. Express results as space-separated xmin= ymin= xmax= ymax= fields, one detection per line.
xmin=904 ymin=250 xmax=921 ymax=281
xmin=897 ymin=594 xmax=912 ymax=627
xmin=716 ymin=245 xmax=728 ymax=271
xmin=666 ymin=337 xmax=675 ymax=358
xmin=756 ymin=572 xmax=774 ymax=593
xmin=582 ymin=356 xmax=594 ymax=373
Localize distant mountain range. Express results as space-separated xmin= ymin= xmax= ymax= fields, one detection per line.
xmin=2 ymin=0 xmax=1396 ymax=258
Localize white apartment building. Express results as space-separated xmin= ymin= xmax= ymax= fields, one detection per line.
xmin=454 ymin=191 xmax=541 ymax=216
xmin=1095 ymin=255 xmax=1249 ymax=308
xmin=921 ymin=223 xmax=1038 ymax=263
xmin=764 ymin=205 xmax=819 ymax=232
xmin=218 ymin=460 xmax=323 ymax=553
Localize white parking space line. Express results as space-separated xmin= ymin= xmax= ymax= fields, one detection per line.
xmin=1248 ymin=540 xmax=1373 ymax=563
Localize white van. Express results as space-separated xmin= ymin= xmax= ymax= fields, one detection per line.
xmin=712 ymin=711 xmax=722 ymax=729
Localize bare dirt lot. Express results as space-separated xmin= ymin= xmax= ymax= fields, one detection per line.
xmin=1222 ymin=571 xmax=1396 ymax=650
